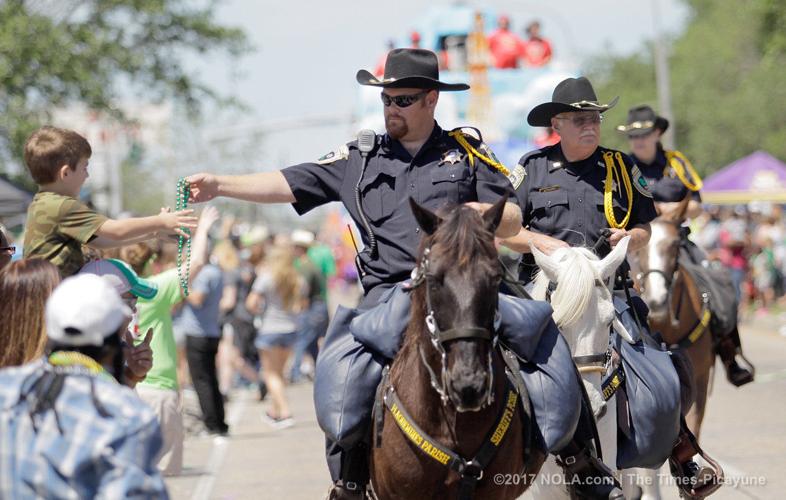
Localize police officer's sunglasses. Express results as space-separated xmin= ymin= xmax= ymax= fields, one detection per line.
xmin=0 ymin=246 xmax=15 ymax=254
xmin=380 ymin=91 xmax=429 ymax=108
xmin=555 ymin=113 xmax=603 ymax=127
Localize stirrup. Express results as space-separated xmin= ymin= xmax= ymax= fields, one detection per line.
xmin=668 ymin=458 xmax=722 ymax=499
xmin=557 ymin=448 xmax=623 ymax=500
xmin=325 ymin=481 xmax=366 ymax=500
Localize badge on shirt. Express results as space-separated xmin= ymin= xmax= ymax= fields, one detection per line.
xmin=631 ymin=166 xmax=653 ymax=198
xmin=507 ymin=164 xmax=527 ymax=189
xmin=604 ymin=179 xmax=618 ymax=193
xmin=439 ymin=149 xmax=463 ymax=166
xmin=317 ymin=145 xmax=349 ymax=165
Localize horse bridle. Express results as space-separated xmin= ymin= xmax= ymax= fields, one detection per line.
xmin=409 ymin=246 xmax=498 ymax=410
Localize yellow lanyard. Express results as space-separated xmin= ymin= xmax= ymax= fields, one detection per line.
xmin=603 ymin=151 xmax=633 ymax=229
xmin=448 ymin=131 xmax=511 ymax=176
xmin=665 ymin=150 xmax=703 ymax=191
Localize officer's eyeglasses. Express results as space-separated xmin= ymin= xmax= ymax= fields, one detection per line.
xmin=555 ymin=113 xmax=603 ymax=128
xmin=0 ymin=246 xmax=15 ymax=254
xmin=381 ymin=91 xmax=428 ymax=108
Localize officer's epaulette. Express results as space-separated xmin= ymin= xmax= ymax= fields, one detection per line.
xmin=447 ymin=127 xmax=510 ymax=176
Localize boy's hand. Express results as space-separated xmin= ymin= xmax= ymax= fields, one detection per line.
xmin=158 ymin=209 xmax=198 ymax=238
xmin=185 ymin=173 xmax=219 ymax=203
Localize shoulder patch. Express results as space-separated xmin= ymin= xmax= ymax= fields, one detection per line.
xmin=507 ymin=164 xmax=527 ymax=189
xmin=631 ymin=165 xmax=653 ymax=198
xmin=317 ymin=144 xmax=349 ymax=165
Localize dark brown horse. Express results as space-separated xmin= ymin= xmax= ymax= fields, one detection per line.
xmin=369 ymin=197 xmax=544 ymax=500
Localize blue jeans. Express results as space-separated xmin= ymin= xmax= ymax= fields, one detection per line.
xmin=290 ymin=301 xmax=329 ymax=381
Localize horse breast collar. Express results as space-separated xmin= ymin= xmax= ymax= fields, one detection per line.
xmin=379 ymin=367 xmax=520 ymax=500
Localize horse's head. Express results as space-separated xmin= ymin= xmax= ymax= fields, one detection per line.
xmin=408 ymin=196 xmax=506 ymax=412
xmin=531 ymin=236 xmax=633 ymax=357
xmin=637 ymin=196 xmax=689 ymax=323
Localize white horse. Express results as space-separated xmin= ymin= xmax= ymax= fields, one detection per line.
xmin=527 ymin=236 xmax=634 ymax=500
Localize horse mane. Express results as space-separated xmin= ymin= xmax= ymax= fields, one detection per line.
xmin=532 ymin=246 xmax=600 ymax=329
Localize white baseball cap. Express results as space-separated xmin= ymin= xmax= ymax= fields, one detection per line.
xmin=46 ymin=274 xmax=133 ymax=347
xmin=291 ymin=229 xmax=315 ymax=247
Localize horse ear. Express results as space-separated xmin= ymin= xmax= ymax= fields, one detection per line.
xmin=482 ymin=194 xmax=508 ymax=233
xmin=596 ymin=235 xmax=630 ymax=282
xmin=531 ymin=241 xmax=560 ymax=282
xmin=409 ymin=197 xmax=442 ymax=235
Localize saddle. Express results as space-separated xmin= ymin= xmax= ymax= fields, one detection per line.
xmin=678 ymin=250 xmax=738 ymax=337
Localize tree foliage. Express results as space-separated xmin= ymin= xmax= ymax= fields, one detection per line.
xmin=0 ymin=0 xmax=250 ymax=170
xmin=590 ymin=0 xmax=786 ymax=175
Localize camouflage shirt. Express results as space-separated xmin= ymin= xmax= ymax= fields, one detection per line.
xmin=23 ymin=191 xmax=108 ymax=277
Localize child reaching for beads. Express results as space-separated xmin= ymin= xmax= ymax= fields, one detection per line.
xmin=22 ymin=126 xmax=197 ymax=277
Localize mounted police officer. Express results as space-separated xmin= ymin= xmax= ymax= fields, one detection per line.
xmin=502 ymin=77 xmax=723 ymax=498
xmin=618 ymin=105 xmax=754 ymax=386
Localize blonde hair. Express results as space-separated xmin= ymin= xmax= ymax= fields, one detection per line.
xmin=264 ymin=245 xmax=301 ymax=312
xmin=213 ymin=240 xmax=240 ymax=272
xmin=0 ymin=259 xmax=61 ymax=368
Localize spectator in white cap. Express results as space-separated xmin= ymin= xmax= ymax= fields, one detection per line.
xmin=0 ymin=274 xmax=169 ymax=499
xmin=80 ymin=257 xmax=158 ymax=387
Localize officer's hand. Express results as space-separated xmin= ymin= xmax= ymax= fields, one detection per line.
xmin=185 ymin=173 xmax=219 ymax=203
xmin=464 ymin=201 xmax=492 ymax=214
xmin=608 ymin=228 xmax=630 ymax=248
xmin=531 ymin=234 xmax=569 ymax=255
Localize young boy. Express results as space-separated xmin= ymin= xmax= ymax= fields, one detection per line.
xmin=22 ymin=126 xmax=196 ymax=277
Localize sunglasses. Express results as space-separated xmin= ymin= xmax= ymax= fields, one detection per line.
xmin=381 ymin=91 xmax=428 ymax=108
xmin=555 ymin=113 xmax=602 ymax=128
xmin=0 ymin=246 xmax=15 ymax=254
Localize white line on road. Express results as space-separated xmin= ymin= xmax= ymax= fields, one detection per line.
xmin=190 ymin=392 xmax=250 ymax=500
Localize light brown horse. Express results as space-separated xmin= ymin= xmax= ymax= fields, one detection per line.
xmin=630 ymin=197 xmax=715 ymax=499
xmin=369 ymin=198 xmax=545 ymax=500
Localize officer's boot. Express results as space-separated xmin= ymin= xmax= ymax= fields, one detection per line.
xmin=668 ymin=422 xmax=723 ymax=499
xmin=716 ymin=328 xmax=754 ymax=387
xmin=325 ymin=444 xmax=368 ymax=500
xmin=556 ymin=440 xmax=624 ymax=500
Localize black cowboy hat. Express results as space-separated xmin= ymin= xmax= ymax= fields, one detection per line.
xmin=616 ymin=105 xmax=670 ymax=137
xmin=356 ymin=48 xmax=469 ymax=92
xmin=527 ymin=76 xmax=619 ymax=127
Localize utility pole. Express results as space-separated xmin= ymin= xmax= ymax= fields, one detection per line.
xmin=652 ymin=0 xmax=675 ymax=149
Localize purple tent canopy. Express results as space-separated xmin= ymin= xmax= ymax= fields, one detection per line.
xmin=702 ymin=151 xmax=786 ymax=204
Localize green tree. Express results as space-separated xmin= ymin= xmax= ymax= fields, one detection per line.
xmin=0 ymin=0 xmax=250 ymax=173
xmin=590 ymin=0 xmax=786 ymax=175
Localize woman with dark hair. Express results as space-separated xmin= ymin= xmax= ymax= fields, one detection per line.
xmin=0 ymin=258 xmax=61 ymax=368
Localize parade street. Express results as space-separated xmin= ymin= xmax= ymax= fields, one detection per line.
xmin=166 ymin=315 xmax=786 ymax=500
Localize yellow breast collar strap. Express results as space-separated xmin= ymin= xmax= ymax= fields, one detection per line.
xmin=448 ymin=131 xmax=511 ymax=176
xmin=603 ymin=151 xmax=633 ymax=229
xmin=665 ymin=150 xmax=703 ymax=191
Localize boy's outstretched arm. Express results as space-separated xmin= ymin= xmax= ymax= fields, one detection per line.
xmin=90 ymin=209 xmax=198 ymax=248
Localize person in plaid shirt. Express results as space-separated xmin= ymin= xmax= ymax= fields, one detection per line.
xmin=0 ymin=274 xmax=168 ymax=499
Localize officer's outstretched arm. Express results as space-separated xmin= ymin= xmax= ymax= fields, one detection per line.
xmin=501 ymin=227 xmax=569 ymax=255
xmin=186 ymin=171 xmax=296 ymax=204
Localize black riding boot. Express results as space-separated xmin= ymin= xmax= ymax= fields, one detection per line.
xmin=716 ymin=329 xmax=754 ymax=387
xmin=325 ymin=444 xmax=369 ymax=500
xmin=556 ymin=440 xmax=624 ymax=500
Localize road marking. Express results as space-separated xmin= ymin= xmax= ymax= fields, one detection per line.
xmin=190 ymin=391 xmax=250 ymax=500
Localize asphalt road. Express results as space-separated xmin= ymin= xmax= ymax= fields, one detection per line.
xmin=166 ymin=316 xmax=786 ymax=500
